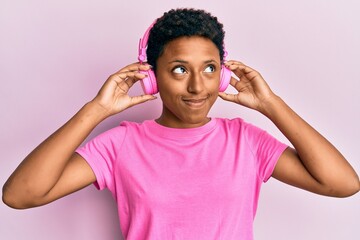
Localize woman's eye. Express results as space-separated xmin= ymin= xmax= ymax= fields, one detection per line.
xmin=173 ymin=66 xmax=186 ymax=74
xmin=204 ymin=65 xmax=215 ymax=73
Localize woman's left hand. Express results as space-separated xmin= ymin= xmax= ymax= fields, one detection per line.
xmin=219 ymin=61 xmax=360 ymax=198
xmin=218 ymin=60 xmax=276 ymax=113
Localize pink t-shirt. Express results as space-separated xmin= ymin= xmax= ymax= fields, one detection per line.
xmin=76 ymin=118 xmax=287 ymax=239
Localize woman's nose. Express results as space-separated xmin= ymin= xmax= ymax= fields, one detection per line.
xmin=187 ymin=72 xmax=204 ymax=93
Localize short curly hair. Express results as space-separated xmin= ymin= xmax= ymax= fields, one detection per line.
xmin=146 ymin=8 xmax=226 ymax=72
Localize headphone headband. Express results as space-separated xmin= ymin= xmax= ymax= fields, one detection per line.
xmin=138 ymin=21 xmax=156 ymax=63
xmin=137 ymin=20 xmax=231 ymax=95
xmin=138 ymin=20 xmax=228 ymax=63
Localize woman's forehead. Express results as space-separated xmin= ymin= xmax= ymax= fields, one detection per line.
xmin=161 ymin=36 xmax=221 ymax=61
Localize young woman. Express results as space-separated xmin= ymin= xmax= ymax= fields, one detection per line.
xmin=3 ymin=8 xmax=359 ymax=239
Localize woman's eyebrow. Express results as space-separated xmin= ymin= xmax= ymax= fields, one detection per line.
xmin=168 ymin=59 xmax=188 ymax=64
xmin=204 ymin=59 xmax=219 ymax=64
xmin=168 ymin=59 xmax=219 ymax=64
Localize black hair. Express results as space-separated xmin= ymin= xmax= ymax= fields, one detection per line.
xmin=146 ymin=8 xmax=225 ymax=71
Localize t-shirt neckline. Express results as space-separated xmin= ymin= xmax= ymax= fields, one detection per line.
xmin=146 ymin=118 xmax=218 ymax=139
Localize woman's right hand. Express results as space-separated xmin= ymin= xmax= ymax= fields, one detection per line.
xmin=91 ymin=62 xmax=157 ymax=118
xmin=2 ymin=63 xmax=157 ymax=209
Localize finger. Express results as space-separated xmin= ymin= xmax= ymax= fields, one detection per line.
xmin=116 ymin=70 xmax=148 ymax=83
xmin=105 ymin=71 xmax=146 ymax=95
xmin=225 ymin=62 xmax=247 ymax=73
xmin=230 ymin=77 xmax=240 ymax=88
xmin=225 ymin=60 xmax=256 ymax=73
xmin=230 ymin=76 xmax=253 ymax=95
xmin=218 ymin=92 xmax=239 ymax=103
xmin=225 ymin=62 xmax=258 ymax=81
xmin=128 ymin=94 xmax=157 ymax=107
xmin=224 ymin=60 xmax=245 ymax=66
xmin=115 ymin=63 xmax=152 ymax=75
xmin=122 ymin=64 xmax=152 ymax=73
xmin=111 ymin=71 xmax=147 ymax=84
xmin=123 ymin=72 xmax=147 ymax=88
xmin=224 ymin=62 xmax=246 ymax=79
xmin=138 ymin=63 xmax=153 ymax=71
xmin=118 ymin=72 xmax=148 ymax=93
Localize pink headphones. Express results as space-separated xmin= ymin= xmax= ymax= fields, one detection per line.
xmin=138 ymin=21 xmax=231 ymax=95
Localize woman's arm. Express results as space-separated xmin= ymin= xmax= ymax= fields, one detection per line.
xmin=263 ymin=96 xmax=359 ymax=197
xmin=2 ymin=63 xmax=156 ymax=209
xmin=219 ymin=60 xmax=360 ymax=197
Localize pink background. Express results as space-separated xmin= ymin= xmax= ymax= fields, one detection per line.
xmin=1 ymin=0 xmax=359 ymax=239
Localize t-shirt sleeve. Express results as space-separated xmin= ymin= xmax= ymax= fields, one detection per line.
xmin=244 ymin=122 xmax=288 ymax=183
xmin=75 ymin=125 xmax=126 ymax=191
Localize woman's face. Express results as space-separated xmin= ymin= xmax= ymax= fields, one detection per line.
xmin=155 ymin=36 xmax=221 ymax=128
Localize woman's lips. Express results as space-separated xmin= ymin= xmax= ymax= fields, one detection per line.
xmin=182 ymin=97 xmax=208 ymax=108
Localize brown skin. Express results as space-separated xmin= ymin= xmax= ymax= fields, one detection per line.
xmin=2 ymin=36 xmax=359 ymax=210
xmin=219 ymin=61 xmax=360 ymax=196
xmin=155 ymin=36 xmax=221 ymax=128
xmin=2 ymin=64 xmax=156 ymax=209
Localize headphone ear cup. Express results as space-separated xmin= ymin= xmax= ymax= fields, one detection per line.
xmin=140 ymin=69 xmax=158 ymax=95
xmin=219 ymin=65 xmax=231 ymax=92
